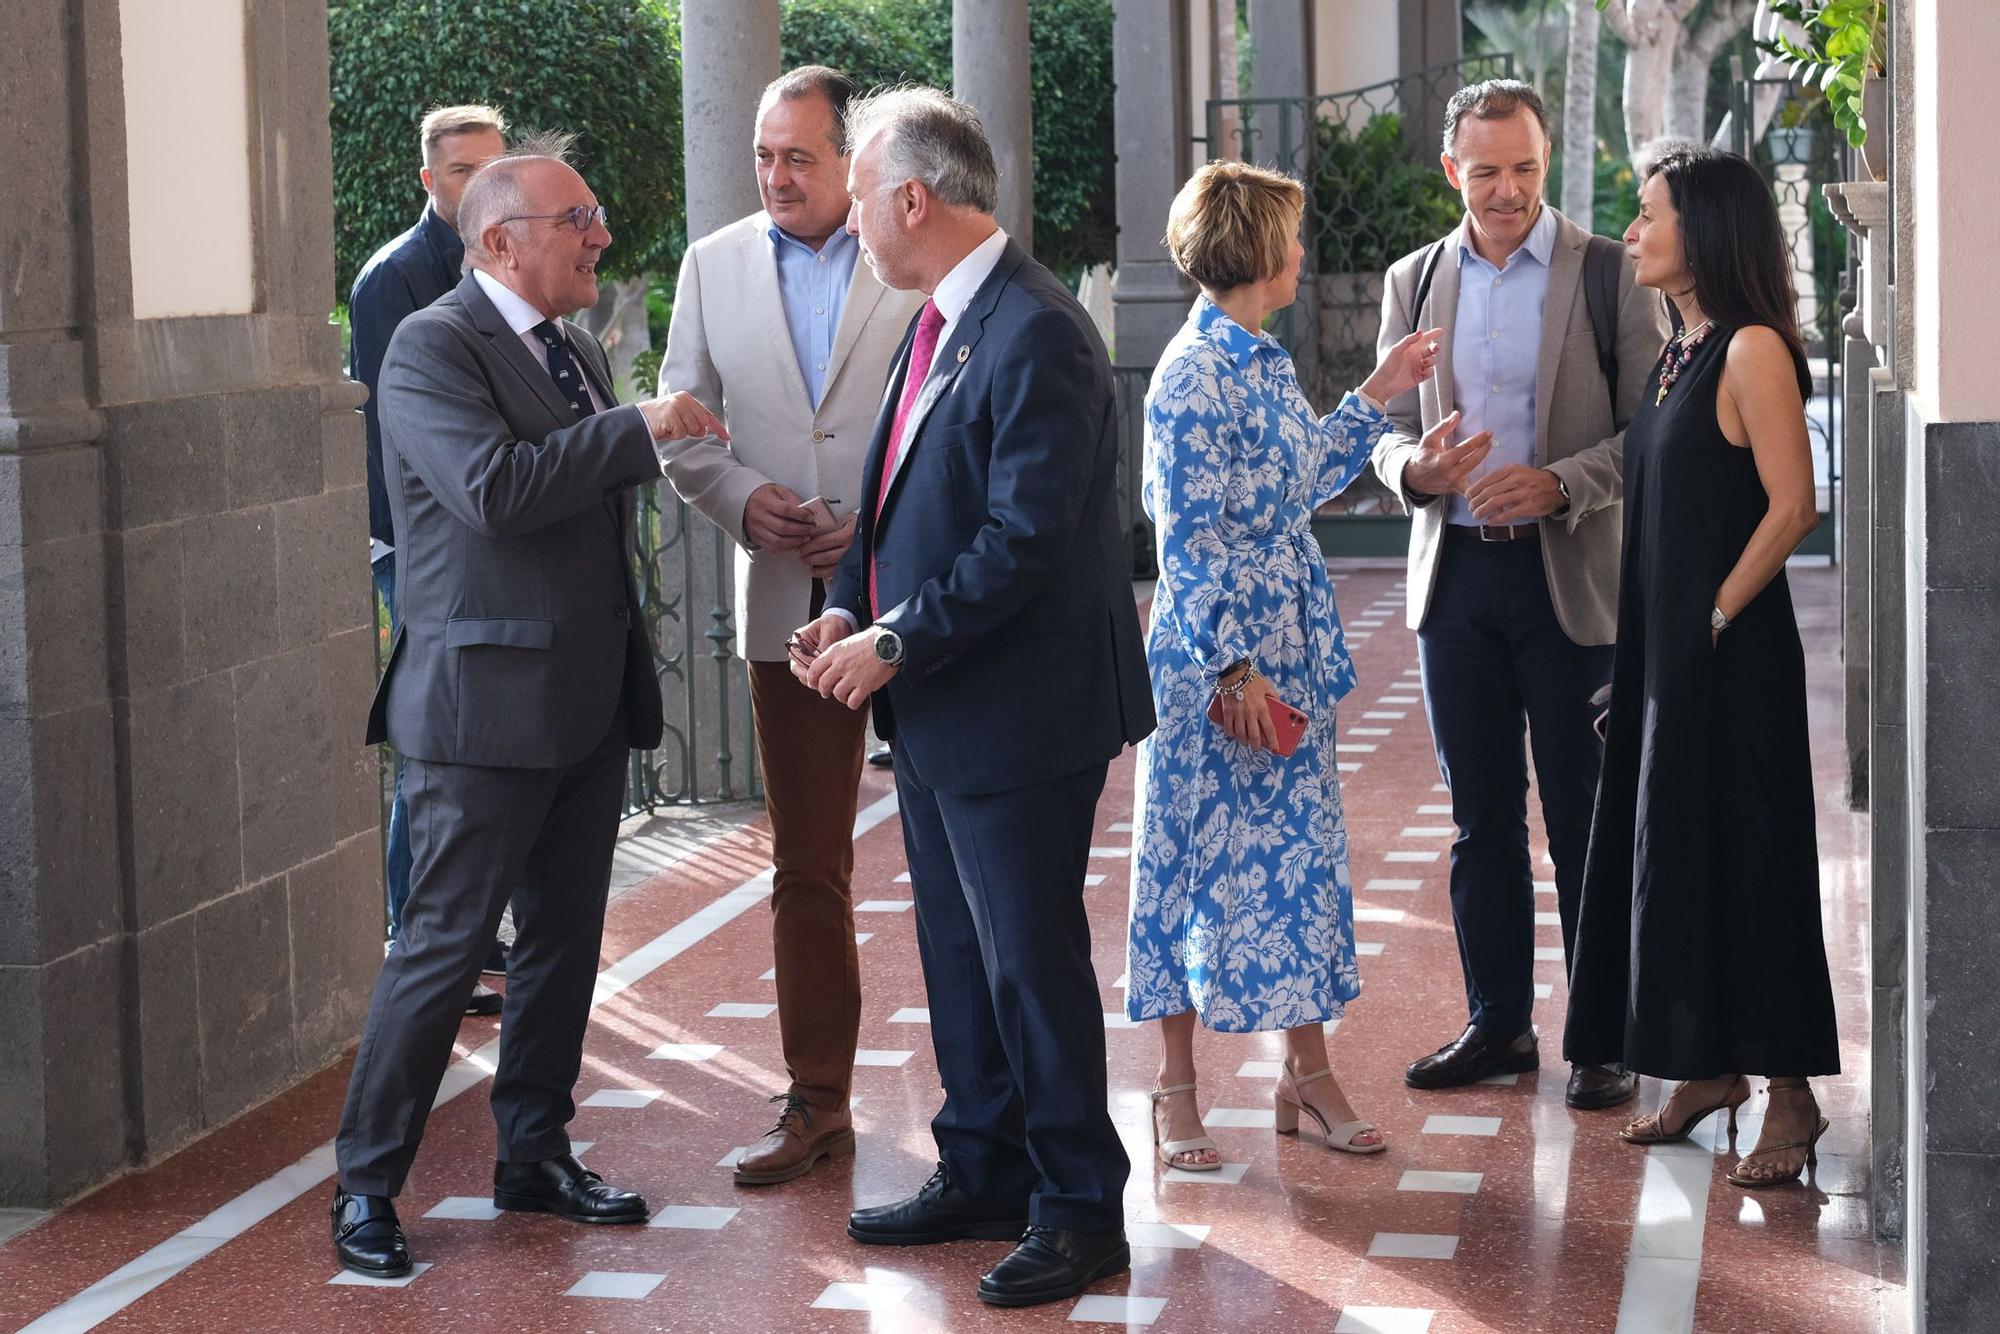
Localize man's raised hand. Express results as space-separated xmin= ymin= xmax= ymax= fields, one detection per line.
xmin=1401 ymin=410 xmax=1495 ymax=500
xmin=639 ymin=390 xmax=729 ymax=444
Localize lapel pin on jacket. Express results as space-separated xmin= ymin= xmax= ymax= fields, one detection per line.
xmin=956 ymin=344 xmax=970 ymax=363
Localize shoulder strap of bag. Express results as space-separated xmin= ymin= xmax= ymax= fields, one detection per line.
xmin=1582 ymin=233 xmax=1623 ymax=408
xmin=1409 ymin=238 xmax=1448 ymax=329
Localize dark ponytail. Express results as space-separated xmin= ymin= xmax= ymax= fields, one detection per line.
xmin=1646 ymin=145 xmax=1814 ymax=402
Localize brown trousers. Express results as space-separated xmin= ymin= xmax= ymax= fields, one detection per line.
xmin=747 ymin=657 xmax=867 ymax=1110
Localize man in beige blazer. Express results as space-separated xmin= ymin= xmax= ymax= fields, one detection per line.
xmin=658 ymin=66 xmax=924 ymax=1184
xmin=1370 ymin=81 xmax=1666 ymax=1109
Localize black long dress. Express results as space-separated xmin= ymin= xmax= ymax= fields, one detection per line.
xmin=1564 ymin=326 xmax=1839 ymax=1079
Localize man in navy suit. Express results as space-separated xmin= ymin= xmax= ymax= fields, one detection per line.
xmin=789 ymin=87 xmax=1154 ymax=1309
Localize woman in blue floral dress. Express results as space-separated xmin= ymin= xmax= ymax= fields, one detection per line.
xmin=1127 ymin=163 xmax=1458 ymax=1169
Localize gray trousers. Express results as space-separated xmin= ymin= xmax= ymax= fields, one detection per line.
xmin=335 ymin=710 xmax=628 ymax=1197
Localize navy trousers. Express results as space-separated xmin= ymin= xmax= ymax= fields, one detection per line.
xmin=1417 ymin=535 xmax=1613 ymax=1042
xmin=892 ymin=747 xmax=1128 ymax=1233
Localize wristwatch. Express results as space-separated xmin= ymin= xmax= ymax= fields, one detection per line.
xmin=1710 ymin=606 xmax=1730 ymax=634
xmin=1551 ymin=473 xmax=1572 ymax=516
xmin=874 ymin=627 xmax=904 ymax=666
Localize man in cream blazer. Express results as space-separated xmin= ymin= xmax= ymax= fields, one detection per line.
xmin=657 ymin=66 xmax=924 ymax=1185
xmin=1369 ymin=81 xmax=1666 ymax=1110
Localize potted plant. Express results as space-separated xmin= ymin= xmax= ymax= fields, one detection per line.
xmin=1759 ymin=0 xmax=1888 ymax=175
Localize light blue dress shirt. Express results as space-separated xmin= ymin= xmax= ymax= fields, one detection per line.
xmin=1446 ymin=204 xmax=1557 ymax=527
xmin=768 ymin=220 xmax=858 ymax=410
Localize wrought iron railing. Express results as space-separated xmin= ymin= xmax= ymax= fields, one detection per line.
xmin=1203 ymin=56 xmax=1515 ymax=515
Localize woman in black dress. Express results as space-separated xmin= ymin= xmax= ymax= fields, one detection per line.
xmin=1564 ymin=146 xmax=1838 ymax=1188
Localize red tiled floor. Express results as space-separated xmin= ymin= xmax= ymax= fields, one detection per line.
xmin=0 ymin=565 xmax=1904 ymax=1333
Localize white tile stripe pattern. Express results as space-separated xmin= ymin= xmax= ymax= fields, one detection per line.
xmin=14 ymin=799 xmax=906 ymax=1334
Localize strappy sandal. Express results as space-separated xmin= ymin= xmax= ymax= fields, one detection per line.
xmin=1727 ymin=1082 xmax=1829 ymax=1188
xmin=1149 ymin=1083 xmax=1221 ymax=1171
xmin=1619 ymin=1074 xmax=1752 ymax=1145
xmin=1274 ymin=1067 xmax=1385 ymax=1155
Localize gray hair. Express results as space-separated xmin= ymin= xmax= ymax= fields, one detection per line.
xmin=1440 ymin=79 xmax=1551 ymax=158
xmin=457 ymin=131 xmax=581 ymax=260
xmin=760 ymin=65 xmax=860 ymax=150
xmin=844 ymin=85 xmax=998 ymax=213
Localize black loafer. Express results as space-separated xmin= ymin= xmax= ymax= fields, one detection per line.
xmin=977 ymin=1225 xmax=1130 ymax=1307
xmin=847 ymin=1163 xmax=1028 ymax=1246
xmin=464 ymin=982 xmax=503 ymax=1017
xmin=493 ymin=1154 xmax=647 ymax=1223
xmin=331 ymin=1189 xmax=411 ymax=1278
xmin=1566 ymin=1062 xmax=1639 ymax=1109
xmin=1406 ymin=1023 xmax=1540 ymax=1089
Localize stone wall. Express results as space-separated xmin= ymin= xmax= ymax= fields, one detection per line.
xmin=0 ymin=0 xmax=380 ymax=1207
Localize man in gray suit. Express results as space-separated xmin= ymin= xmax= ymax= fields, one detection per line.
xmin=1370 ymin=81 xmax=1666 ymax=1109
xmin=330 ymin=139 xmax=726 ymax=1279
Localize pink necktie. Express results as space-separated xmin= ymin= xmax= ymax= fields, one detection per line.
xmin=870 ymin=299 xmax=945 ymax=617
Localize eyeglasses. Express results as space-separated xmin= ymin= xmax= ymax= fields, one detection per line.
xmin=498 ymin=205 xmax=609 ymax=233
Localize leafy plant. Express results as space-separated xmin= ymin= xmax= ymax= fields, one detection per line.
xmin=1310 ymin=112 xmax=1464 ymax=273
xmin=1757 ymin=0 xmax=1884 ymax=147
xmin=327 ymin=0 xmax=684 ymax=296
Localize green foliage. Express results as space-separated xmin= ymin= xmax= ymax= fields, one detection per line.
xmin=1548 ymin=140 xmax=1640 ymax=238
xmin=1759 ymin=0 xmax=1884 ymax=146
xmin=777 ymin=0 xmax=1115 ymax=275
xmin=1310 ymin=114 xmax=1464 ymax=273
xmin=327 ymin=0 xmax=683 ymax=296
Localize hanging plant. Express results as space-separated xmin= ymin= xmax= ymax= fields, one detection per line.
xmin=1756 ymin=0 xmax=1886 ymax=147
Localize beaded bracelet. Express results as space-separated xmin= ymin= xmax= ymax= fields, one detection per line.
xmin=1214 ymin=664 xmax=1258 ymax=702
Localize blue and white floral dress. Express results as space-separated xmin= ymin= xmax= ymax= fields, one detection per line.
xmin=1126 ymin=297 xmax=1389 ymax=1033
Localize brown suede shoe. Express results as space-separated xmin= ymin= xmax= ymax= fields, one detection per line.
xmin=732 ymin=1093 xmax=854 ymax=1186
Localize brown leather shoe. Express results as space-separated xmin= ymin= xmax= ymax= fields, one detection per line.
xmin=1565 ymin=1062 xmax=1639 ymax=1110
xmin=733 ymin=1093 xmax=854 ymax=1186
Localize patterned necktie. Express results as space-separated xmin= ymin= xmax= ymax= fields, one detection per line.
xmin=870 ymin=299 xmax=945 ymax=616
xmin=532 ymin=319 xmax=596 ymax=418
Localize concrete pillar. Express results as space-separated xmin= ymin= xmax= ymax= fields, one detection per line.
xmin=1398 ymin=0 xmax=1463 ymax=161
xmin=0 ymin=0 xmax=378 ymax=1207
xmin=1112 ymin=0 xmax=1196 ymax=371
xmin=953 ymin=0 xmax=1034 ymax=251
xmin=679 ymin=0 xmax=780 ymax=242
xmin=1248 ymin=0 xmax=1313 ymax=167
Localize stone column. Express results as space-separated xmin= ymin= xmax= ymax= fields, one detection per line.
xmin=1398 ymin=0 xmax=1463 ymax=161
xmin=679 ymin=0 xmax=780 ymax=242
xmin=1248 ymin=0 xmax=1313 ymax=167
xmin=1112 ymin=0 xmax=1195 ymax=371
xmin=1 ymin=0 xmax=377 ymax=1207
xmin=953 ymin=0 xmax=1034 ymax=251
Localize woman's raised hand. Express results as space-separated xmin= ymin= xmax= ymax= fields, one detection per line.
xmin=1360 ymin=327 xmax=1444 ymax=406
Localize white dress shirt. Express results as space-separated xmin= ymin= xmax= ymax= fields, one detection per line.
xmin=471 ymin=268 xmax=612 ymax=414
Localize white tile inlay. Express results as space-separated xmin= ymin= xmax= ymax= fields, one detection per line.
xmin=1363 ymin=710 xmax=1407 ymax=720
xmin=571 ymin=1141 xmax=595 ymax=1155
xmin=1127 ymin=1221 xmax=1211 ymax=1250
xmin=423 ymin=1196 xmax=502 ymax=1220
xmin=1070 ymin=1294 xmax=1169 ymax=1324
xmin=1417 ymin=803 xmax=1453 ymax=814
xmin=1236 ymin=1059 xmax=1284 ymax=1078
xmin=1202 ymin=1107 xmax=1276 ymax=1129
xmin=1399 ymin=826 xmax=1455 ymax=838
xmin=1534 ymin=945 xmax=1566 ymax=961
xmin=1089 ymin=846 xmax=1131 ymax=857
xmin=1335 ymin=1307 xmax=1437 ymax=1334
xmin=1104 ymin=1012 xmax=1139 ymax=1029
xmin=852 ymin=1049 xmax=914 ymax=1067
xmin=855 ymin=899 xmax=914 ymax=913
xmin=581 ymin=1088 xmax=662 ymax=1109
xmin=1338 ymin=762 xmax=1363 ymax=773
xmin=715 ymin=1147 xmax=746 ymax=1168
xmin=1355 ymin=942 xmax=1386 ymax=956
xmin=1398 ymin=1170 xmax=1483 ymax=1194
xmin=1113 ymin=971 xmax=1129 ymax=988
xmin=565 ymin=1271 xmax=666 ymax=1300
xmin=329 ymin=1262 xmax=432 ymax=1288
xmin=1534 ymin=911 xmax=1563 ymax=927
xmin=1535 ymin=880 xmax=1557 ymax=895
xmin=812 ymin=1281 xmax=911 ymax=1312
xmin=1368 ymin=1232 xmax=1459 ymax=1260
xmin=1384 ymin=850 xmax=1439 ymax=862
xmin=1336 ymin=743 xmax=1378 ymax=753
xmin=889 ymin=1007 xmax=931 ymax=1024
xmin=1162 ymin=1161 xmax=1250 ymax=1184
xmin=893 ymin=871 xmax=911 ymax=882
xmin=757 ymin=967 xmax=777 ymax=981
xmin=648 ymin=1205 xmax=739 ymax=1230
xmin=1108 ymin=820 xmax=1134 ymax=832
xmin=1380 ymin=694 xmax=1420 ymax=704
xmin=705 ymin=1002 xmax=774 ymax=1019
xmin=1085 ymin=874 xmax=1109 ymax=886
xmin=1350 ymin=727 xmax=1393 ymax=736
xmin=1366 ymin=878 xmax=1424 ymax=892
xmin=1478 ymin=1072 xmax=1521 ymax=1087
xmin=648 ymin=1042 xmax=723 ymax=1061
xmin=1431 ymin=783 xmax=1450 ymax=792
xmin=1354 ymin=907 xmax=1406 ymax=923
xmin=854 ymin=932 xmax=874 ymax=945
xmin=1535 ymin=982 xmax=1555 ymax=1000
xmin=1422 ymin=1114 xmax=1503 ymax=1136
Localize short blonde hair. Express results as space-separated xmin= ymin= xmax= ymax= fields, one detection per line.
xmin=1162 ymin=161 xmax=1305 ymax=292
xmin=420 ymin=104 xmax=508 ymax=159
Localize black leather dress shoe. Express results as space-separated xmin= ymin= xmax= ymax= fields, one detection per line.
xmin=332 ymin=1190 xmax=411 ymax=1278
xmin=1406 ymin=1023 xmax=1540 ymax=1089
xmin=847 ymin=1163 xmax=1028 ymax=1246
xmin=977 ymin=1226 xmax=1131 ymax=1308
xmin=492 ymin=1154 xmax=647 ymax=1223
xmin=866 ymin=744 xmax=894 ymax=769
xmin=464 ymin=982 xmax=503 ymax=1017
xmin=1566 ymin=1062 xmax=1639 ymax=1109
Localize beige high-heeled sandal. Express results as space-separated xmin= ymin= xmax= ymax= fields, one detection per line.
xmin=1149 ymin=1083 xmax=1221 ymax=1171
xmin=1274 ymin=1067 xmax=1385 ymax=1155
xmin=1727 ymin=1081 xmax=1829 ymax=1188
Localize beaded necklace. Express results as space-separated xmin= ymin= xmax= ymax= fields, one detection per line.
xmin=1655 ymin=318 xmax=1716 ymax=406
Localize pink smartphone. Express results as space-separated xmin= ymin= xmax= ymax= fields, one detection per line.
xmin=1207 ymin=691 xmax=1311 ymax=757
xmin=799 ymin=495 xmax=841 ymax=534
